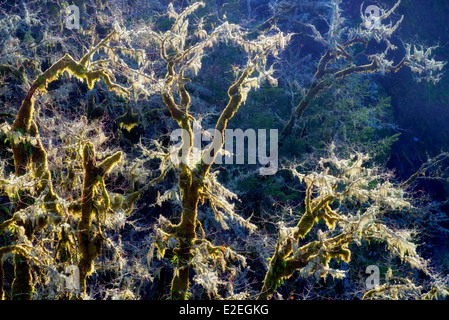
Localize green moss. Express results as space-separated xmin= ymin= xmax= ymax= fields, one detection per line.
xmin=327 ymin=245 xmax=351 ymax=264
xmin=0 ymin=260 xmax=4 ymax=300
xmin=77 ymin=143 xmax=122 ymax=295
xmin=11 ymin=254 xmax=33 ymax=300
xmin=116 ymin=107 xmax=140 ymax=131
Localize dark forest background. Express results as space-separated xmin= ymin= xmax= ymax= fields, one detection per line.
xmin=1 ymin=0 xmax=449 ymax=300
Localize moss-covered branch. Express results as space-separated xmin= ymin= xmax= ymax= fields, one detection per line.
xmin=258 ymin=232 xmax=352 ymax=300
xmin=198 ymin=65 xmax=255 ymax=177
xmin=6 ymin=30 xmax=129 ymax=299
xmin=400 ymin=152 xmax=449 ymax=187
xmin=258 ymin=180 xmax=340 ymax=299
xmin=281 ymin=43 xmax=384 ymax=138
xmin=77 ymin=143 xmax=122 ymax=295
xmin=12 ymin=31 xmax=128 ymax=137
xmin=29 ymin=121 xmax=62 ymax=224
xmin=0 ymin=245 xmax=28 ymax=300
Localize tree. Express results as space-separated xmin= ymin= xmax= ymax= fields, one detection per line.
xmin=0 ymin=25 xmax=139 ymax=299
xmin=124 ymin=2 xmax=291 ymax=300
xmin=277 ymin=0 xmax=445 ymax=138
xmin=0 ymin=0 xmax=448 ymax=301
xmin=257 ymin=144 xmax=449 ymax=300
xmin=253 ymin=0 xmax=448 ymax=300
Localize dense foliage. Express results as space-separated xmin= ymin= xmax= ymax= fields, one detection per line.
xmin=0 ymin=0 xmax=449 ymax=300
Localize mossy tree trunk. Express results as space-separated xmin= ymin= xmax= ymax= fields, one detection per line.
xmin=77 ymin=143 xmax=121 ymax=296
xmin=259 ymin=35 xmax=404 ymax=300
xmin=257 ymin=180 xmax=352 ymax=300
xmin=0 ymin=246 xmax=28 ymax=300
xmin=6 ymin=30 xmax=128 ymax=299
xmin=162 ymin=61 xmax=255 ymax=299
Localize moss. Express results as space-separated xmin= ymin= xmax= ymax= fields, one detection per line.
xmin=98 ymin=176 xmax=110 ymax=211
xmin=110 ymin=194 xmax=124 ymax=210
xmin=77 ymin=143 xmax=121 ymax=295
xmin=327 ymin=245 xmax=351 ymax=264
xmin=0 ymin=259 xmax=3 ymax=300
xmin=170 ymin=266 xmax=190 ymax=300
xmin=5 ymin=30 xmax=130 ymax=299
xmin=11 ymin=254 xmax=32 ymax=300
xmin=98 ymin=151 xmax=122 ymax=176
xmin=55 ymin=227 xmax=74 ymax=263
xmin=122 ymin=191 xmax=140 ymax=214
xmin=30 ymin=126 xmax=63 ymax=221
xmin=167 ymin=179 xmax=201 ymax=300
xmin=116 ymin=107 xmax=140 ymax=131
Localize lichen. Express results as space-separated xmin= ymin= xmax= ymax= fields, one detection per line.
xmin=77 ymin=143 xmax=122 ymax=295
